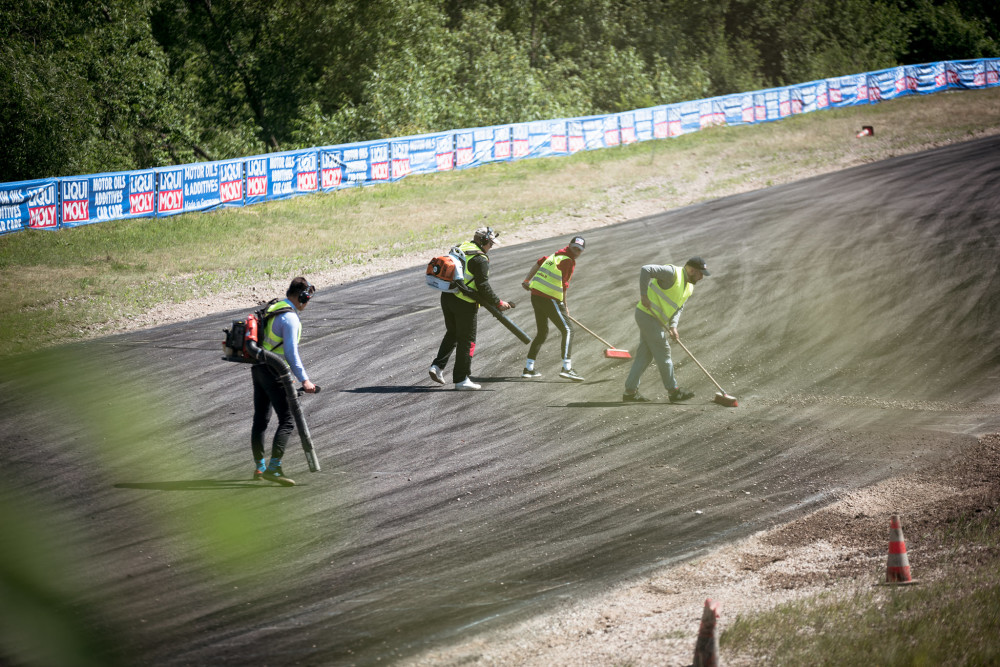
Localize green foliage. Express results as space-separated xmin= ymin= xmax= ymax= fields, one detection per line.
xmin=2 ymin=0 xmax=998 ymax=180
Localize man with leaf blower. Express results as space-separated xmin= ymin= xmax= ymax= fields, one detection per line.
xmin=428 ymin=227 xmax=513 ymax=391
xmin=519 ymin=235 xmax=586 ymax=381
xmin=622 ymin=257 xmax=709 ymax=403
xmin=250 ymin=277 xmax=318 ymax=485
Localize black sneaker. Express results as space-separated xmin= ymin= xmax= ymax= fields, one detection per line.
xmin=668 ymin=387 xmax=695 ymax=403
xmin=521 ymin=368 xmax=542 ymax=378
xmin=622 ymin=391 xmax=651 ymax=402
xmin=262 ymin=467 xmax=296 ymax=486
xmin=559 ymin=368 xmax=585 ymax=382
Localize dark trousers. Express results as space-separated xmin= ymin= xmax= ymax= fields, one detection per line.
xmin=433 ymin=292 xmax=479 ymax=383
xmin=527 ymin=293 xmax=572 ymax=360
xmin=251 ymin=363 xmax=294 ymax=463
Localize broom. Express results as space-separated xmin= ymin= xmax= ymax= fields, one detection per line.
xmin=566 ymin=315 xmax=632 ymax=359
xmin=674 ymin=338 xmax=739 ymax=407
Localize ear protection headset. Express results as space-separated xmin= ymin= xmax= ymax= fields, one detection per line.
xmin=297 ymin=282 xmax=316 ymax=304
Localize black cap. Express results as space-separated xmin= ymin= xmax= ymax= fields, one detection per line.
xmin=569 ymin=236 xmax=585 ymax=251
xmin=685 ymin=256 xmax=711 ymax=276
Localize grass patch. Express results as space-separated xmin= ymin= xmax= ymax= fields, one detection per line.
xmin=2 ymin=88 xmax=999 ymax=354
xmin=723 ymin=508 xmax=1000 ymax=665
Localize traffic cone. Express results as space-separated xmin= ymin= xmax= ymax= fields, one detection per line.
xmin=885 ymin=514 xmax=917 ymax=584
xmin=692 ymin=598 xmax=720 ymax=667
xmin=856 ymin=125 xmax=874 ymax=138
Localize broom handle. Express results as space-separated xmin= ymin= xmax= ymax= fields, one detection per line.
xmin=566 ymin=314 xmax=618 ymax=349
xmin=674 ymin=337 xmax=727 ymax=394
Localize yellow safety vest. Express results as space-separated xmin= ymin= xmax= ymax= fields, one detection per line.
xmin=636 ymin=265 xmax=693 ymax=327
xmin=529 ymin=253 xmax=570 ymax=300
xmin=454 ymin=241 xmax=486 ymax=304
xmin=262 ymin=299 xmax=298 ymax=354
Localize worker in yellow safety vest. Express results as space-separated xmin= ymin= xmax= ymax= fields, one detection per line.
xmin=428 ymin=227 xmax=513 ymax=390
xmin=250 ymin=277 xmax=318 ymax=485
xmin=519 ymin=236 xmax=586 ymax=381
xmin=622 ymin=257 xmax=710 ymax=403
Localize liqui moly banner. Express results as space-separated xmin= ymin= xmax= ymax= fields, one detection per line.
xmin=633 ymin=108 xmax=653 ymax=142
xmin=60 ymin=170 xmax=156 ymax=228
xmin=455 ymin=127 xmax=504 ymax=168
xmin=567 ymin=120 xmax=585 ymax=153
xmin=947 ymin=60 xmax=988 ymax=89
xmin=155 ymin=160 xmax=246 ymax=216
xmin=533 ymin=119 xmax=568 ymax=156
xmin=906 ymin=62 xmax=947 ymax=94
xmin=827 ymin=73 xmax=869 ymax=107
xmin=868 ymin=66 xmax=908 ymax=102
xmin=718 ymin=94 xmax=753 ymax=125
xmin=617 ymin=112 xmax=636 ymax=145
xmin=319 ymin=149 xmax=344 ymax=191
xmin=653 ymin=106 xmax=670 ymax=139
xmin=579 ymin=116 xmax=606 ymax=150
xmin=336 ymin=141 xmax=391 ymax=186
xmin=699 ymin=98 xmax=725 ymax=129
xmin=390 ymin=132 xmax=454 ymax=181
xmin=791 ymin=82 xmax=829 ymax=114
xmin=0 ymin=179 xmax=58 ymax=235
xmin=242 ymin=151 xmax=319 ymax=203
xmin=511 ymin=123 xmax=530 ymax=160
xmin=987 ymin=59 xmax=1000 ymax=86
xmin=677 ymin=102 xmax=701 ymax=134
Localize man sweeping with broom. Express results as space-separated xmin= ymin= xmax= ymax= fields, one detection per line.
xmin=519 ymin=236 xmax=586 ymax=381
xmin=622 ymin=257 xmax=709 ymax=403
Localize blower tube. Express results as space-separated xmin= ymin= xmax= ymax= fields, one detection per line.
xmin=246 ymin=340 xmax=321 ymax=472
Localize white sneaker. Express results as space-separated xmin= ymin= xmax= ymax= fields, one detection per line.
xmin=428 ymin=364 xmax=445 ymax=385
xmin=455 ymin=377 xmax=481 ymax=390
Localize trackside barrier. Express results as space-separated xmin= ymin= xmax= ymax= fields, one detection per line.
xmin=2 ymin=58 xmax=998 ymax=236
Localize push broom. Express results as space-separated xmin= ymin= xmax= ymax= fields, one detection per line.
xmin=674 ymin=338 xmax=739 ymax=407
xmin=566 ymin=315 xmax=632 ymax=359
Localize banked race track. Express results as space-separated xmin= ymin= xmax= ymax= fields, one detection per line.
xmin=2 ymin=135 xmax=999 ymax=666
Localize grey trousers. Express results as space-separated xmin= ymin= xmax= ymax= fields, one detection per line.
xmin=624 ymin=307 xmax=678 ymax=394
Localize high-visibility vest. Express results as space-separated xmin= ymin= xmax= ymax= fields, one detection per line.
xmin=636 ymin=265 xmax=693 ymax=327
xmin=454 ymin=241 xmax=486 ymax=303
xmin=262 ymin=299 xmax=298 ymax=354
xmin=529 ymin=253 xmax=570 ymax=300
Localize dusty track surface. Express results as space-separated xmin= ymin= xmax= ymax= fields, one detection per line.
xmin=2 ymin=136 xmax=999 ymax=665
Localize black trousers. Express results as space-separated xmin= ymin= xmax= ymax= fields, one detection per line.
xmin=527 ymin=293 xmax=572 ymax=361
xmin=250 ymin=363 xmax=294 ymax=463
xmin=433 ymin=292 xmax=479 ymax=383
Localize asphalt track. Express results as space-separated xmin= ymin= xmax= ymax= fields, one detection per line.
xmin=2 ymin=135 xmax=1000 ymax=666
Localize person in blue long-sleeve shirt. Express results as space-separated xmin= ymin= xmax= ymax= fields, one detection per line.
xmin=251 ymin=277 xmax=317 ymax=485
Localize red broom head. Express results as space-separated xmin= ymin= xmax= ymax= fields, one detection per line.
xmin=714 ymin=392 xmax=739 ymax=407
xmin=604 ymin=349 xmax=632 ymax=359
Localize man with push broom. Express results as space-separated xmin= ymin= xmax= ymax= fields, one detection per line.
xmin=622 ymin=257 xmax=709 ymax=403
xmin=519 ymin=236 xmax=586 ymax=381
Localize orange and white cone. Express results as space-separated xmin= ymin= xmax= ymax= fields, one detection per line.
xmin=885 ymin=514 xmax=916 ymax=584
xmin=856 ymin=125 xmax=874 ymax=138
xmin=692 ymin=598 xmax=720 ymax=667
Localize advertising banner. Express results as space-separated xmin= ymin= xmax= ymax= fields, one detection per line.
xmin=567 ymin=120 xmax=585 ymax=153
xmin=320 ymin=149 xmax=344 ymax=191
xmin=0 ymin=179 xmax=58 ymax=235
xmin=512 ymin=123 xmax=530 ymax=160
xmin=633 ymin=108 xmax=653 ymax=142
xmin=947 ymin=59 xmax=987 ymax=88
xmin=652 ymin=106 xmax=670 ymax=139
xmin=155 ymin=167 xmax=185 ymax=216
xmin=526 ymin=119 xmax=568 ymax=157
xmin=699 ymin=98 xmax=724 ymax=129
xmin=906 ymin=62 xmax=947 ymax=94
xmin=577 ymin=116 xmax=606 ymax=150
xmin=603 ymin=115 xmax=620 ymax=147
xmin=827 ymin=73 xmax=869 ymax=107
xmin=678 ymin=102 xmax=701 ymax=134
xmin=617 ymin=112 xmax=636 ymax=144
xmin=455 ymin=131 xmax=475 ymax=169
xmin=390 ymin=132 xmax=454 ymax=180
xmin=868 ymin=66 xmax=908 ymax=102
xmin=791 ymin=81 xmax=829 ymax=114
xmin=336 ymin=141 xmax=391 ymax=186
xmin=717 ymin=94 xmax=752 ymax=126
xmin=59 ymin=169 xmax=156 ymax=228
xmin=493 ymin=125 xmax=512 ymax=162
xmin=988 ymin=58 xmax=1000 ymax=86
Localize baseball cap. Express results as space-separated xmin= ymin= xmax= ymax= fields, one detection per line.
xmin=473 ymin=226 xmax=501 ymax=246
xmin=569 ymin=236 xmax=586 ymax=251
xmin=685 ymin=256 xmax=711 ymax=276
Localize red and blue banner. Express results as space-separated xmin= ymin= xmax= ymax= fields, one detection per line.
xmin=3 ymin=58 xmax=999 ymax=235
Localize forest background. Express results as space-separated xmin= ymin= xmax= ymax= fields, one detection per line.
xmin=2 ymin=0 xmax=999 ymax=184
